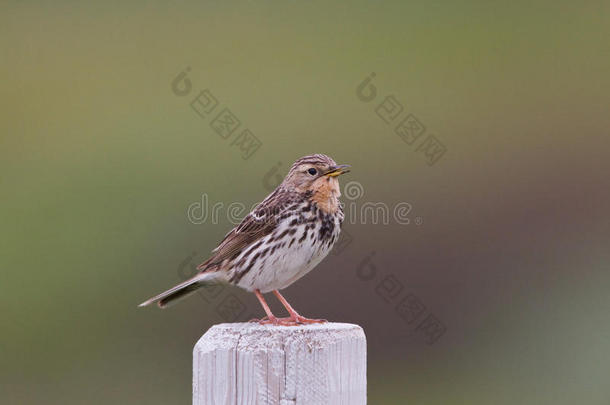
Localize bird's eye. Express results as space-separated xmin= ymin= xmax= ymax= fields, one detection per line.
xmin=307 ymin=168 xmax=317 ymax=176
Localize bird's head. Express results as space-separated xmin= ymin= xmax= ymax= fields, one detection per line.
xmin=282 ymin=154 xmax=350 ymax=205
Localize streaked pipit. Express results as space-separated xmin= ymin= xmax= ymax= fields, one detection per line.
xmin=139 ymin=154 xmax=350 ymax=326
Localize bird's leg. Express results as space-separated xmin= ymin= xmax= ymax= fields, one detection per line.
xmin=273 ymin=290 xmax=327 ymax=324
xmin=251 ymin=289 xmax=279 ymax=324
xmin=252 ymin=289 xmax=300 ymax=325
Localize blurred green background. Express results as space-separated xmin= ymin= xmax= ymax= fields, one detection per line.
xmin=2 ymin=1 xmax=609 ymax=404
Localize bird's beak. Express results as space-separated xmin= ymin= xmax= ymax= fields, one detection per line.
xmin=324 ymin=164 xmax=351 ymax=177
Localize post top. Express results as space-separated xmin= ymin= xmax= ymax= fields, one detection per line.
xmin=211 ymin=321 xmax=362 ymax=332
xmin=195 ymin=322 xmax=366 ymax=353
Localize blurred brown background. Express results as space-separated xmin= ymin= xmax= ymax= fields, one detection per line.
xmin=2 ymin=1 xmax=609 ymax=404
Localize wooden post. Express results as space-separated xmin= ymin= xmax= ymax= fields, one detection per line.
xmin=193 ymin=322 xmax=367 ymax=405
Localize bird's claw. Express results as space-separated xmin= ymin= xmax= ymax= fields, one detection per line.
xmin=292 ymin=315 xmax=327 ymax=324
xmin=251 ymin=315 xmax=327 ymax=326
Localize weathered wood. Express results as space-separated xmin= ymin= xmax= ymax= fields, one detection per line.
xmin=193 ymin=322 xmax=367 ymax=405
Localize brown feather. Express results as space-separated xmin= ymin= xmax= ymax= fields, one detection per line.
xmin=196 ymin=188 xmax=297 ymax=271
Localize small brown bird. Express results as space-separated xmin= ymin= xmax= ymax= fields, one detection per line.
xmin=139 ymin=154 xmax=350 ymax=325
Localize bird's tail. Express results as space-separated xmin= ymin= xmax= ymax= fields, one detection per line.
xmin=138 ymin=272 xmax=220 ymax=309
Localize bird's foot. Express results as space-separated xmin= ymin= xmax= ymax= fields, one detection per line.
xmin=253 ymin=316 xmax=322 ymax=326
xmin=271 ymin=314 xmax=328 ymax=325
xmin=258 ymin=316 xmax=301 ymax=326
xmin=291 ymin=314 xmax=327 ymax=324
xmin=250 ymin=315 xmax=327 ymax=326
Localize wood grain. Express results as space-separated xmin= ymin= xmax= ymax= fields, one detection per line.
xmin=193 ymin=322 xmax=367 ymax=405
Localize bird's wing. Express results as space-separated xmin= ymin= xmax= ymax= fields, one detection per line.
xmin=197 ymin=188 xmax=294 ymax=271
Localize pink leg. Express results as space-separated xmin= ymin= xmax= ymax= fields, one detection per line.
xmin=253 ymin=290 xmax=300 ymax=326
xmin=273 ymin=290 xmax=327 ymax=324
xmin=252 ymin=289 xmax=277 ymax=322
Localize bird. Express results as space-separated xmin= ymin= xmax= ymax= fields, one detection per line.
xmin=139 ymin=154 xmax=350 ymax=326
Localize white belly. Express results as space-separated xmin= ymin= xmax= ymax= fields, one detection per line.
xmin=234 ymin=213 xmax=341 ymax=293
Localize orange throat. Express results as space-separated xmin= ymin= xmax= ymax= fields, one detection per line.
xmin=310 ymin=176 xmax=341 ymax=213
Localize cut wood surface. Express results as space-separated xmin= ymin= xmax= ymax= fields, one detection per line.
xmin=193 ymin=322 xmax=367 ymax=405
